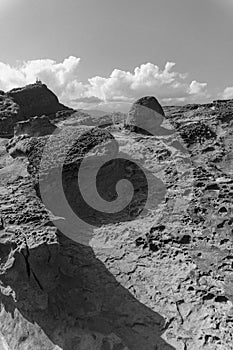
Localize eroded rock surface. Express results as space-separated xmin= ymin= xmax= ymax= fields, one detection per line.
xmin=14 ymin=116 xmax=57 ymax=137
xmin=0 ymin=97 xmax=233 ymax=349
xmin=125 ymin=96 xmax=166 ymax=134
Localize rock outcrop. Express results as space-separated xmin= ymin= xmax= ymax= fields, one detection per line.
xmin=7 ymin=83 xmax=69 ymax=118
xmin=0 ymin=83 xmax=73 ymax=137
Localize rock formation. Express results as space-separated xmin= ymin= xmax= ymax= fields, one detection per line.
xmin=0 ymin=83 xmax=73 ymax=137
xmin=7 ymin=83 xmax=67 ymax=117
xmin=0 ymin=94 xmax=233 ymax=349
xmin=14 ymin=115 xmax=57 ymax=137
xmin=125 ymin=96 xmax=167 ymax=135
xmin=6 ymin=116 xmax=58 ymax=158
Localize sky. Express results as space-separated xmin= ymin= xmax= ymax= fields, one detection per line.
xmin=0 ymin=0 xmax=232 ymax=112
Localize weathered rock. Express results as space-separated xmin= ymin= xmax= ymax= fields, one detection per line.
xmin=129 ymin=96 xmax=165 ymax=117
xmin=0 ymin=83 xmax=73 ymax=137
xmin=178 ymin=121 xmax=216 ymax=146
xmin=1 ymin=97 xmax=233 ymax=350
xmin=7 ymin=83 xmax=68 ymax=119
xmin=0 ymin=93 xmax=20 ymax=137
xmin=5 ymin=135 xmax=29 ymax=158
xmin=14 ymin=115 xmax=57 ymax=137
xmin=125 ymin=96 xmax=167 ymax=135
xmin=0 ymin=126 xmax=174 ymax=350
xmin=8 ymin=125 xmax=158 ymax=233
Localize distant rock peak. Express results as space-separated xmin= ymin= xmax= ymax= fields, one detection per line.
xmin=0 ymin=83 xmax=73 ymax=137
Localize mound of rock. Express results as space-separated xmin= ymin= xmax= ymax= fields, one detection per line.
xmin=8 ymin=83 xmax=69 ymax=118
xmin=0 ymin=83 xmax=73 ymax=137
xmin=7 ymin=125 xmax=154 ymax=230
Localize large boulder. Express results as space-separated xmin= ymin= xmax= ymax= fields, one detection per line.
xmin=130 ymin=96 xmax=165 ymax=116
xmin=125 ymin=96 xmax=167 ymax=135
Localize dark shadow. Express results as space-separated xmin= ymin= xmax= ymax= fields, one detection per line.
xmin=0 ymin=228 xmax=175 ymax=350
xmin=62 ymin=154 xmax=167 ymax=227
xmin=0 ymin=125 xmax=175 ymax=349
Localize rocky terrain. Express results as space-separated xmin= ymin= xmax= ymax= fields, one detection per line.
xmin=0 ymin=87 xmax=233 ymax=350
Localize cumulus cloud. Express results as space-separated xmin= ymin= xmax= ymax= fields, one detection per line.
xmin=87 ymin=62 xmax=188 ymax=102
xmin=0 ymin=56 xmax=210 ymax=110
xmin=0 ymin=56 xmax=86 ymax=103
xmin=189 ymin=80 xmax=208 ymax=96
xmin=87 ymin=62 xmax=210 ymax=105
xmin=221 ymin=87 xmax=233 ymax=100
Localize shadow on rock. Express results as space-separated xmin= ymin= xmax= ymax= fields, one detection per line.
xmin=0 ymin=229 xmax=174 ymax=350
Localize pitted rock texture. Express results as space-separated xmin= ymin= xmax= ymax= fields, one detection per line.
xmin=6 ymin=126 xmax=166 ymax=230
xmin=0 ymin=97 xmax=233 ymax=349
xmin=0 ymin=134 xmax=173 ymax=350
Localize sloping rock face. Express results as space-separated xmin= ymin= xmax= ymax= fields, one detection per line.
xmin=125 ymin=96 xmax=165 ymax=134
xmin=0 ymin=83 xmax=72 ymax=137
xmin=1 ymin=97 xmax=233 ymax=349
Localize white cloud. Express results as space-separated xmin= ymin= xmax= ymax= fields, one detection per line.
xmin=189 ymin=80 xmax=208 ymax=95
xmin=87 ymin=62 xmax=189 ymax=102
xmin=221 ymin=87 xmax=233 ymax=100
xmin=0 ymin=56 xmax=210 ymax=111
xmin=0 ymin=56 xmax=86 ymax=103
